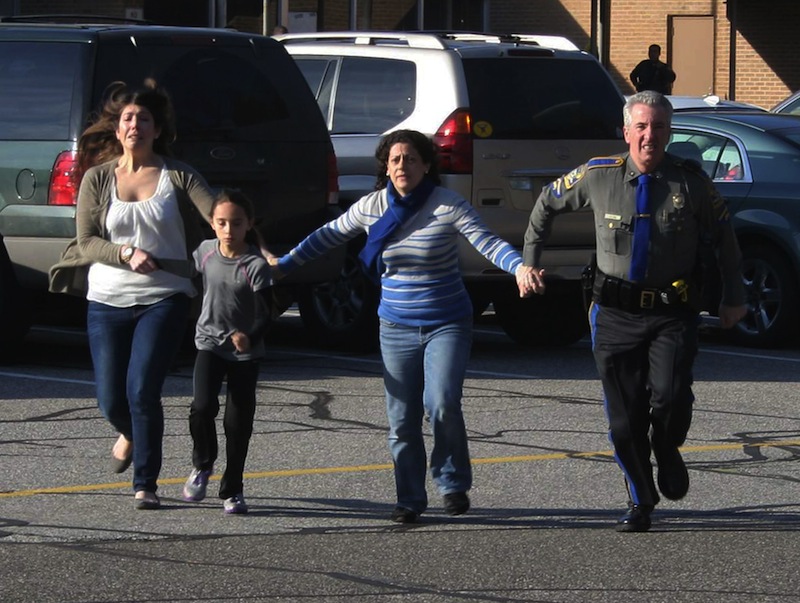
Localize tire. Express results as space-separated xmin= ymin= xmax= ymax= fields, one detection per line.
xmin=0 ymin=234 xmax=31 ymax=363
xmin=729 ymin=244 xmax=799 ymax=348
xmin=493 ymin=280 xmax=588 ymax=347
xmin=297 ymin=243 xmax=379 ymax=352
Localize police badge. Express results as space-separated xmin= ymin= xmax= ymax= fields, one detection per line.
xmin=672 ymin=193 xmax=685 ymax=209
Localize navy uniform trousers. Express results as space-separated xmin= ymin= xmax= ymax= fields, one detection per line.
xmin=589 ymin=302 xmax=698 ymax=507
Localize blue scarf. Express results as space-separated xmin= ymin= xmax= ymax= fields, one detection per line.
xmin=358 ymin=178 xmax=436 ymax=285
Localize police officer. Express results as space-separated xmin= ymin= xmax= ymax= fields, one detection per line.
xmin=519 ymin=91 xmax=747 ymax=532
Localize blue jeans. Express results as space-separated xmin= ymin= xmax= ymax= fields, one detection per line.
xmin=87 ymin=294 xmax=190 ymax=493
xmin=379 ymin=317 xmax=473 ymax=513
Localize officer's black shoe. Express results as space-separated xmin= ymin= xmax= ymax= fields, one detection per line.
xmin=652 ymin=437 xmax=690 ymax=500
xmin=615 ymin=504 xmax=653 ymax=533
xmin=443 ymin=492 xmax=470 ymax=516
xmin=390 ymin=506 xmax=419 ymax=523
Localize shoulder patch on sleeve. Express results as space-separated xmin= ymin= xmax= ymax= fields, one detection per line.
xmin=548 ymin=164 xmax=586 ymax=198
xmin=586 ymin=156 xmax=625 ymax=170
xmin=562 ymin=164 xmax=586 ymax=190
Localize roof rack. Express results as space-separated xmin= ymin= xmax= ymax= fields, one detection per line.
xmin=0 ymin=14 xmax=151 ymax=25
xmin=275 ymin=30 xmax=580 ymax=52
xmin=275 ymin=31 xmax=448 ymax=49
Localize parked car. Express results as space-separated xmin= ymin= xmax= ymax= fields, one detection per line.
xmin=0 ymin=20 xmax=343 ymax=357
xmin=277 ymin=30 xmax=627 ymax=349
xmin=667 ymin=112 xmax=800 ymax=347
xmin=771 ymin=90 xmax=800 ymax=115
xmin=668 ymin=94 xmax=766 ymax=112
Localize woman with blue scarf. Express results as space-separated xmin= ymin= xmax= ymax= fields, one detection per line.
xmin=274 ymin=130 xmax=536 ymax=523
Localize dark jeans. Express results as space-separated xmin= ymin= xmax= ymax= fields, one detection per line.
xmin=190 ymin=350 xmax=259 ymax=499
xmin=87 ymin=294 xmax=190 ymax=493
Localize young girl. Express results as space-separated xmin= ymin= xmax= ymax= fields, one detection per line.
xmin=182 ymin=190 xmax=272 ymax=514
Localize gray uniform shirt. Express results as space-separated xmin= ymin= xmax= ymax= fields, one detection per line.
xmin=523 ymin=152 xmax=746 ymax=306
xmin=193 ymin=239 xmax=272 ymax=361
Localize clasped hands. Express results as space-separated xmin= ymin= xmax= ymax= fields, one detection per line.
xmin=515 ymin=265 xmax=545 ymax=298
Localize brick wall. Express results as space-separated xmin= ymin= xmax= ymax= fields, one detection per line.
xmin=490 ymin=0 xmax=593 ymax=52
xmin=609 ymin=0 xmax=797 ymax=108
xmin=493 ymin=0 xmax=797 ymax=108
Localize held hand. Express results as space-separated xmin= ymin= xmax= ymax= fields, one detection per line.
xmin=128 ymin=248 xmax=159 ymax=274
xmin=515 ymin=265 xmax=546 ymax=298
xmin=231 ymin=331 xmax=251 ymax=353
xmin=718 ymin=303 xmax=747 ymax=329
xmin=261 ymin=245 xmax=277 ymax=262
xmin=267 ymin=255 xmax=285 ymax=280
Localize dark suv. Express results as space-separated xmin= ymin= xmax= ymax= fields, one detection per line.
xmin=0 ymin=21 xmax=343 ymax=355
xmin=279 ymin=31 xmax=627 ymax=349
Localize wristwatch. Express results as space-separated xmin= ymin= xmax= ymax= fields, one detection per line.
xmin=120 ymin=246 xmax=135 ymax=264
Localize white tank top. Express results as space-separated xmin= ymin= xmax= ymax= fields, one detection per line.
xmin=87 ymin=168 xmax=196 ymax=307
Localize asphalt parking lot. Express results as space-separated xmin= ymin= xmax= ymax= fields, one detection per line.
xmin=1 ymin=314 xmax=799 ymax=602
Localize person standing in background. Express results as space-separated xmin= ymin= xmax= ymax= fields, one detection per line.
xmin=630 ymin=44 xmax=676 ymax=95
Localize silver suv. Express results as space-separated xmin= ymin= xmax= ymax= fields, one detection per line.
xmin=279 ymin=31 xmax=627 ymax=349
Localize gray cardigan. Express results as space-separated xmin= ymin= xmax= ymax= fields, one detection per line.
xmin=49 ymin=157 xmax=215 ymax=296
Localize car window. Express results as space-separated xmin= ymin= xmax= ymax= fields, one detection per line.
xmin=330 ymin=57 xmax=416 ymax=134
xmin=668 ymin=131 xmax=744 ymax=180
xmin=716 ymin=141 xmax=744 ymax=180
xmin=294 ymin=57 xmax=331 ymax=96
xmin=0 ymin=42 xmax=80 ymax=140
xmin=94 ymin=44 xmax=290 ymax=141
xmin=293 ymin=57 xmax=336 ymax=127
xmin=776 ymin=95 xmax=800 ymax=115
xmin=462 ymin=57 xmax=623 ymax=139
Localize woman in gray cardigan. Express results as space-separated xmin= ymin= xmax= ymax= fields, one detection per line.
xmin=50 ymin=81 xmax=214 ymax=510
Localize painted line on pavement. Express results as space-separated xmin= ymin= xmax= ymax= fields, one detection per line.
xmin=2 ymin=439 xmax=798 ymax=500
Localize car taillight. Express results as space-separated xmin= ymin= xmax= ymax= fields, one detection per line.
xmin=327 ymin=148 xmax=340 ymax=205
xmin=48 ymin=151 xmax=79 ymax=206
xmin=433 ymin=109 xmax=473 ymax=174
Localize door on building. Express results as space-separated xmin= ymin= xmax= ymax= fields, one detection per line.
xmin=670 ymin=15 xmax=714 ymax=96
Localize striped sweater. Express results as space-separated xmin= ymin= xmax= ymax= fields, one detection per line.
xmin=279 ymin=186 xmax=523 ymax=327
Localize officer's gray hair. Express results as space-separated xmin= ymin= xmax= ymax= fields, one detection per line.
xmin=623 ymin=91 xmax=673 ymax=126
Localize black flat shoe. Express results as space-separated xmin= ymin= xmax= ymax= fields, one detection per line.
xmin=111 ymin=435 xmax=133 ymax=473
xmin=390 ymin=506 xmax=418 ymax=523
xmin=111 ymin=451 xmax=133 ymax=474
xmin=134 ymin=491 xmax=160 ymax=510
xmin=615 ymin=504 xmax=653 ymax=533
xmin=443 ymin=492 xmax=470 ymax=516
xmin=652 ymin=437 xmax=689 ymax=500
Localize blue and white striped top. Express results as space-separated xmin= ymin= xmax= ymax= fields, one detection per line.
xmin=279 ymin=186 xmax=523 ymax=327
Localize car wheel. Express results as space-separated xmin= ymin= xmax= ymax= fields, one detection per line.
xmin=0 ymin=234 xmax=30 ymax=362
xmin=297 ymin=244 xmax=379 ymax=352
xmin=730 ymin=245 xmax=799 ymax=347
xmin=492 ymin=281 xmax=588 ymax=347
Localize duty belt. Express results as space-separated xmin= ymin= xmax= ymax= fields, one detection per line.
xmin=592 ymin=270 xmax=689 ymax=313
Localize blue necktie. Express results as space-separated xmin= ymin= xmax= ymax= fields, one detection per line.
xmin=629 ymin=173 xmax=652 ymax=282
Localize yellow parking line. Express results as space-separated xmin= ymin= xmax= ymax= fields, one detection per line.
xmin=1 ymin=439 xmax=798 ymax=500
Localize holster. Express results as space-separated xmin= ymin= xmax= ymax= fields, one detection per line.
xmin=581 ymin=253 xmax=597 ymax=311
